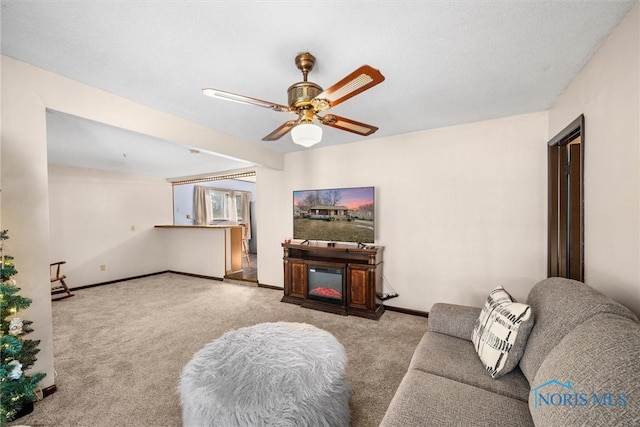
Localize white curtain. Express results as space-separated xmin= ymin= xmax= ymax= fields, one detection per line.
xmin=239 ymin=192 xmax=251 ymax=240
xmin=193 ymin=186 xmax=212 ymax=225
xmin=228 ymin=193 xmax=238 ymax=222
xmin=226 ymin=190 xmax=251 ymax=240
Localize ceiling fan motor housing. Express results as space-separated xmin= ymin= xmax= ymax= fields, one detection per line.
xmin=287 ymin=82 xmax=323 ymax=108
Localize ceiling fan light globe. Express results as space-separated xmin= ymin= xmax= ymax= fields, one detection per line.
xmin=291 ymin=123 xmax=322 ymax=147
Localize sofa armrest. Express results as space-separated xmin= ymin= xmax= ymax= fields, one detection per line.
xmin=428 ymin=303 xmax=481 ymax=341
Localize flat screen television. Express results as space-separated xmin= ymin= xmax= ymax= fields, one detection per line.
xmin=293 ymin=186 xmax=375 ymax=244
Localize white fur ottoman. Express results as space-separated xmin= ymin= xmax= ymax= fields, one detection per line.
xmin=179 ymin=322 xmax=351 ymax=427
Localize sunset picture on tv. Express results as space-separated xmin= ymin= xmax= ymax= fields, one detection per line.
xmin=293 ymin=186 xmax=375 ymax=243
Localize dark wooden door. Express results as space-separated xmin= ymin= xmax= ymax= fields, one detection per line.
xmin=548 ymin=115 xmax=584 ymax=281
xmin=290 ymin=261 xmax=306 ymax=298
xmin=348 ymin=264 xmax=370 ymax=310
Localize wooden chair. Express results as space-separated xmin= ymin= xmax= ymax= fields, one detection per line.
xmin=239 ymin=224 xmax=252 ymax=268
xmin=50 ymin=261 xmax=74 ymax=300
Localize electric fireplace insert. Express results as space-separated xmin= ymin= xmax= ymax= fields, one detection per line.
xmin=307 ymin=266 xmax=344 ymax=304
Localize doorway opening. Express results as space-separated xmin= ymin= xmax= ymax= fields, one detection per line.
xmin=172 ymin=170 xmax=258 ymax=283
xmin=548 ymin=115 xmax=584 ymax=281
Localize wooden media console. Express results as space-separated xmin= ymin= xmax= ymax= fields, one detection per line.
xmin=282 ymin=242 xmax=385 ymax=320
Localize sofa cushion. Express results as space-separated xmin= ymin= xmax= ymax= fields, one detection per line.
xmin=520 ymin=278 xmax=639 ymax=383
xmin=410 ymin=331 xmax=531 ymax=402
xmin=529 ymin=313 xmax=640 ymax=426
xmin=428 ymin=302 xmax=482 ymax=340
xmin=379 ymin=369 xmax=534 ymax=427
xmin=472 ymin=286 xmax=534 ymax=378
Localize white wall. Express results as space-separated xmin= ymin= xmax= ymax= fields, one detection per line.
xmin=1 ymin=56 xmax=54 ymax=387
xmin=48 ymin=165 xmax=172 ymax=286
xmin=257 ymin=112 xmax=549 ymax=311
xmin=548 ymin=3 xmax=640 ymax=315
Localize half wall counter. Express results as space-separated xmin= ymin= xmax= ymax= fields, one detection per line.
xmin=155 ymin=225 xmax=243 ymax=279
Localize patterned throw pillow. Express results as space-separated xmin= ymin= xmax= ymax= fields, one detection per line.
xmin=471 ymin=286 xmax=534 ymax=378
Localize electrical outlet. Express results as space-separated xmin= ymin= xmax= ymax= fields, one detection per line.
xmin=100 ymin=264 xmax=106 ymax=271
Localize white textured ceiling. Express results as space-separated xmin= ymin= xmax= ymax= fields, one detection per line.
xmin=1 ymin=1 xmax=636 ymax=178
xmin=46 ymin=110 xmax=254 ymax=180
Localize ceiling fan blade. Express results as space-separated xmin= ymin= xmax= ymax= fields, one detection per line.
xmin=312 ymin=65 xmax=385 ymax=111
xmin=202 ymin=88 xmax=291 ymax=113
xmin=262 ymin=120 xmax=298 ymax=141
xmin=318 ymin=114 xmax=378 ymax=136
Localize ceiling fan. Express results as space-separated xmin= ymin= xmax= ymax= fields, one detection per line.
xmin=202 ymin=52 xmax=385 ymax=147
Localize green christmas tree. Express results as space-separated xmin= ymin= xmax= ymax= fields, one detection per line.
xmin=0 ymin=230 xmax=46 ymax=424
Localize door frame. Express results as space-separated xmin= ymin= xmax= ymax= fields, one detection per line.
xmin=548 ymin=114 xmax=585 ymax=281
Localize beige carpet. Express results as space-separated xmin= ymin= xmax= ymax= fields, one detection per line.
xmin=11 ymin=273 xmax=427 ymax=427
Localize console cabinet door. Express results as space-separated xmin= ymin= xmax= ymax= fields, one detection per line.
xmin=348 ymin=264 xmax=371 ymax=310
xmin=290 ymin=260 xmax=307 ymax=299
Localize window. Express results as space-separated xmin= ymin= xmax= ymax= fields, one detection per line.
xmin=210 ymin=190 xmax=230 ymax=220
xmin=208 ymin=189 xmax=250 ymax=222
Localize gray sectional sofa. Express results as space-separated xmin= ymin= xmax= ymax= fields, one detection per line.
xmin=380 ymin=277 xmax=640 ymax=426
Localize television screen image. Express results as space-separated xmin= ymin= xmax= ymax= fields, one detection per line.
xmin=293 ymin=186 xmax=375 ymax=243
